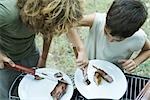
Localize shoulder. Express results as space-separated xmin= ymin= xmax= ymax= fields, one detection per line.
xmin=89 ymin=13 xmax=106 ymax=31
xmin=132 ymin=29 xmax=147 ymax=40
xmin=95 ymin=13 xmax=106 ymax=20
xmin=0 ymin=0 xmax=19 ymax=21
xmin=93 ymin=12 xmax=106 ymax=27
xmin=129 ymin=29 xmax=147 ymax=51
xmin=0 ymin=2 xmax=8 ymax=26
xmin=79 ymin=13 xmax=106 ymax=28
xmin=79 ymin=13 xmax=96 ymax=27
xmin=93 ymin=13 xmax=106 ymax=25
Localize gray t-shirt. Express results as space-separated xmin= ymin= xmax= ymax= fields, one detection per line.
xmin=0 ymin=0 xmax=37 ymax=61
xmin=85 ymin=13 xmax=147 ymax=65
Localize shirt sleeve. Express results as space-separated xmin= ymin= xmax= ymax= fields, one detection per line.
xmin=130 ymin=29 xmax=147 ymax=51
xmin=89 ymin=13 xmax=106 ymax=34
xmin=0 ymin=4 xmax=7 ymax=28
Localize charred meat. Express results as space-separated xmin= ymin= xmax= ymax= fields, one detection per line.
xmin=34 ymin=75 xmax=44 ymax=80
xmin=94 ymin=71 xmax=102 ymax=85
xmin=50 ymin=78 xmax=68 ymax=100
xmin=93 ymin=65 xmax=113 ymax=83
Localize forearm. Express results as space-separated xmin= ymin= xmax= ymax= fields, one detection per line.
xmin=41 ymin=35 xmax=53 ymax=60
xmin=67 ymin=28 xmax=88 ymax=68
xmin=133 ymin=50 xmax=150 ymax=66
xmin=67 ymin=28 xmax=85 ymax=52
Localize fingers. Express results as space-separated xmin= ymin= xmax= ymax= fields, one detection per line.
xmin=81 ymin=66 xmax=88 ymax=76
xmin=123 ymin=61 xmax=134 ymax=69
xmin=127 ymin=66 xmax=136 ymax=72
xmin=122 ymin=59 xmax=133 ymax=67
xmin=0 ymin=62 xmax=4 ymax=69
xmin=3 ymin=56 xmax=15 ymax=67
xmin=118 ymin=59 xmax=136 ymax=72
xmin=0 ymin=52 xmax=15 ymax=68
xmin=0 ymin=53 xmax=5 ymax=69
xmin=118 ymin=59 xmax=127 ymax=64
xmin=76 ymin=59 xmax=88 ymax=68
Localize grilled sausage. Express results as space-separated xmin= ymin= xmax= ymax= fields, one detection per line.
xmin=94 ymin=71 xmax=102 ymax=85
xmin=93 ymin=65 xmax=113 ymax=83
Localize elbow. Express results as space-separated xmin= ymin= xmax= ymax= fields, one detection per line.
xmin=146 ymin=49 xmax=150 ymax=58
xmin=148 ymin=50 xmax=150 ymax=58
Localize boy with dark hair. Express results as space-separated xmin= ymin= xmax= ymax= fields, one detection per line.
xmin=106 ymin=0 xmax=148 ymax=38
xmin=75 ymin=0 xmax=150 ymax=72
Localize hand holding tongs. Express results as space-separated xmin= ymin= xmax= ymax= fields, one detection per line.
xmin=73 ymin=47 xmax=91 ymax=85
xmin=4 ymin=62 xmax=68 ymax=84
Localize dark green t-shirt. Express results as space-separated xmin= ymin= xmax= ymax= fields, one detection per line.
xmin=0 ymin=0 xmax=37 ymax=61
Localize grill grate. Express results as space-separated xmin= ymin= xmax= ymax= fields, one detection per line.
xmin=71 ymin=73 xmax=150 ymax=100
xmin=120 ymin=73 xmax=149 ymax=100
xmin=9 ymin=73 xmax=150 ymax=100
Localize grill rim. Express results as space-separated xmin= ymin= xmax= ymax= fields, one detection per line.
xmin=9 ymin=73 xmax=150 ymax=100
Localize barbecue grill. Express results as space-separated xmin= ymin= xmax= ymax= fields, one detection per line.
xmin=71 ymin=73 xmax=150 ymax=100
xmin=9 ymin=73 xmax=149 ymax=100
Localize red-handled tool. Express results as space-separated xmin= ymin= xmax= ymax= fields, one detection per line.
xmin=4 ymin=62 xmax=35 ymax=75
xmin=4 ymin=62 xmax=70 ymax=83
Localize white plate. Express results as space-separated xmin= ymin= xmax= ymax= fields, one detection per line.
xmin=18 ymin=68 xmax=73 ymax=100
xmin=74 ymin=60 xmax=127 ymax=99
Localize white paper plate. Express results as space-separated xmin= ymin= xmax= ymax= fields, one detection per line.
xmin=18 ymin=68 xmax=73 ymax=100
xmin=74 ymin=60 xmax=127 ymax=99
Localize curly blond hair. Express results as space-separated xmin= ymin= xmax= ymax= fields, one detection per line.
xmin=17 ymin=0 xmax=84 ymax=36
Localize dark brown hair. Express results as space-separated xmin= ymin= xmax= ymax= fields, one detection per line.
xmin=106 ymin=0 xmax=148 ymax=38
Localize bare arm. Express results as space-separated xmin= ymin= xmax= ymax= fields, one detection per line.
xmin=65 ymin=13 xmax=96 ymax=68
xmin=78 ymin=13 xmax=96 ymax=28
xmin=119 ymin=39 xmax=150 ymax=72
xmin=67 ymin=12 xmax=96 ymax=46
xmin=37 ymin=35 xmax=53 ymax=67
xmin=67 ymin=28 xmax=84 ymax=50
xmin=134 ymin=39 xmax=150 ymax=65
xmin=67 ymin=13 xmax=95 ymax=48
xmin=66 ymin=28 xmax=88 ymax=68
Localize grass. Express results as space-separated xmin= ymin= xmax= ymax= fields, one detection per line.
xmin=36 ymin=0 xmax=150 ymax=78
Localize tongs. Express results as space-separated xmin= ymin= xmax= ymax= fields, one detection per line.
xmin=73 ymin=47 xmax=91 ymax=85
xmin=4 ymin=62 xmax=69 ymax=84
